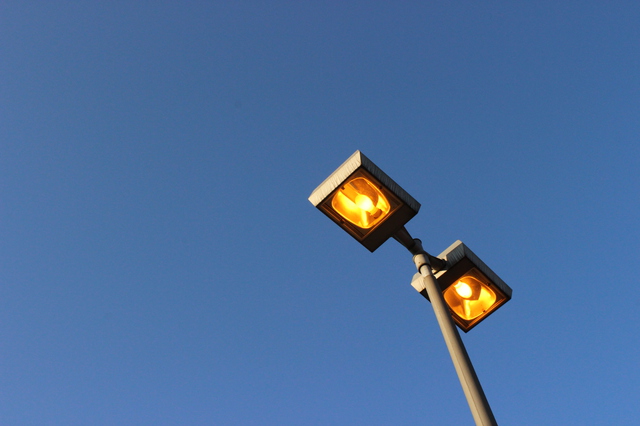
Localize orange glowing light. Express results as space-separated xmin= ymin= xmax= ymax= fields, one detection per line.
xmin=444 ymin=275 xmax=498 ymax=321
xmin=331 ymin=177 xmax=391 ymax=229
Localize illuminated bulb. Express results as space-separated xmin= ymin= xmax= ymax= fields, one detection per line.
xmin=454 ymin=281 xmax=473 ymax=298
xmin=355 ymin=194 xmax=374 ymax=211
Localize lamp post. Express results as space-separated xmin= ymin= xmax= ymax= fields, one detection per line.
xmin=308 ymin=151 xmax=512 ymax=426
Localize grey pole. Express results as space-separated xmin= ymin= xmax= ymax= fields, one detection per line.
xmin=413 ymin=251 xmax=498 ymax=426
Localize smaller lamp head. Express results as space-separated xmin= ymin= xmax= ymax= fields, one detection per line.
xmin=411 ymin=241 xmax=512 ymax=332
xmin=309 ymin=151 xmax=420 ymax=252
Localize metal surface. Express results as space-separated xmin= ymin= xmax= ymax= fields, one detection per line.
xmin=413 ymin=251 xmax=498 ymax=426
xmin=308 ymin=150 xmax=420 ymax=212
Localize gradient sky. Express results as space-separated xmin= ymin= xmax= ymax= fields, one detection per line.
xmin=2 ymin=2 xmax=639 ymax=425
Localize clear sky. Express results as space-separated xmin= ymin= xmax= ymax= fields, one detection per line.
xmin=1 ymin=2 xmax=639 ymax=425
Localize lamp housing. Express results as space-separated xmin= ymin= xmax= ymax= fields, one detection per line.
xmin=411 ymin=241 xmax=512 ymax=332
xmin=309 ymin=151 xmax=420 ymax=252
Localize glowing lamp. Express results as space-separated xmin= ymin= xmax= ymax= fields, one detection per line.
xmin=309 ymin=151 xmax=420 ymax=252
xmin=411 ymin=241 xmax=512 ymax=332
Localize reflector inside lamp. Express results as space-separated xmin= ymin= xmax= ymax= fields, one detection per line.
xmin=331 ymin=177 xmax=391 ymax=229
xmin=443 ymin=271 xmax=498 ymax=321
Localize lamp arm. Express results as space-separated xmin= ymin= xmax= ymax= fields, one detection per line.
xmin=393 ymin=227 xmax=446 ymax=272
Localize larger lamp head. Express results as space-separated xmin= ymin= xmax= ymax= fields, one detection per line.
xmin=411 ymin=241 xmax=512 ymax=332
xmin=309 ymin=151 xmax=420 ymax=252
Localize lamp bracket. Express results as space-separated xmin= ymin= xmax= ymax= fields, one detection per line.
xmin=393 ymin=227 xmax=446 ymax=272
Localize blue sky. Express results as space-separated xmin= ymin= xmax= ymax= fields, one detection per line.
xmin=1 ymin=2 xmax=639 ymax=425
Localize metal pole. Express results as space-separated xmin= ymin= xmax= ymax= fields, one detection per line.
xmin=413 ymin=251 xmax=498 ymax=426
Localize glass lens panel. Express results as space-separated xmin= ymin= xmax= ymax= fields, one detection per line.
xmin=331 ymin=177 xmax=391 ymax=229
xmin=443 ymin=275 xmax=497 ymax=321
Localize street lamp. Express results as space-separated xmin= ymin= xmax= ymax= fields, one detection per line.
xmin=308 ymin=150 xmax=420 ymax=252
xmin=309 ymin=150 xmax=512 ymax=426
xmin=411 ymin=240 xmax=512 ymax=332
